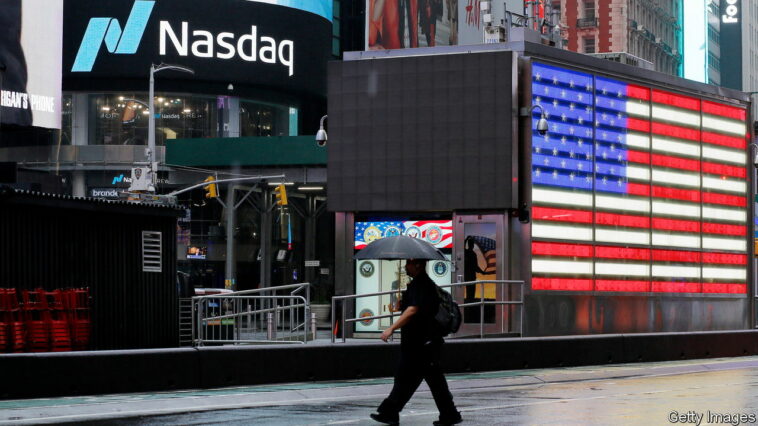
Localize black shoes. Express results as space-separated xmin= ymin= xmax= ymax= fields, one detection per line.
xmin=370 ymin=412 xmax=399 ymax=425
xmin=371 ymin=410 xmax=461 ymax=425
xmin=433 ymin=411 xmax=463 ymax=425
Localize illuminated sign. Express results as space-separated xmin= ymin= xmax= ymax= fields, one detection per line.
xmin=354 ymin=220 xmax=453 ymax=249
xmin=72 ymin=1 xmax=155 ymax=72
xmin=530 ymin=62 xmax=748 ymax=295
xmin=64 ymin=0 xmax=331 ymax=97
xmin=723 ymin=0 xmax=739 ymax=23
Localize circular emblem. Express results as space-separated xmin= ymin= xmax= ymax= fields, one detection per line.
xmin=383 ymin=226 xmax=402 ymax=237
xmin=359 ymin=261 xmax=375 ymax=278
xmin=426 ymin=226 xmax=443 ymax=245
xmin=404 ymin=226 xmax=421 ymax=239
xmin=432 ymin=261 xmax=448 ymax=277
xmin=363 ymin=226 xmax=382 ymax=244
xmin=359 ymin=309 xmax=374 ymax=326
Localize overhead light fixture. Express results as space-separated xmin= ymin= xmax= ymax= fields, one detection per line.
xmin=267 ymin=182 xmax=295 ymax=186
xmin=101 ymin=106 xmax=110 ymax=111
xmin=298 ymin=186 xmax=324 ymax=191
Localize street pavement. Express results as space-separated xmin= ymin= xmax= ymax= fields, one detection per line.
xmin=1 ymin=356 xmax=757 ymax=425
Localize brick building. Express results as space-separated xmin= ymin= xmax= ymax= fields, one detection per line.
xmin=554 ymin=0 xmax=682 ymax=76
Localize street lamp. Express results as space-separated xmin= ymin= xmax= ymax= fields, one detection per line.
xmin=148 ymin=63 xmax=194 ymax=188
xmin=315 ymin=114 xmax=327 ymax=146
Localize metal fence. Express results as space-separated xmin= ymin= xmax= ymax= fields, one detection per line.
xmin=331 ymin=280 xmax=525 ymax=343
xmin=192 ymin=283 xmax=313 ymax=346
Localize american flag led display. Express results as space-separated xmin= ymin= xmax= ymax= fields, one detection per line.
xmin=530 ymin=62 xmax=748 ymax=294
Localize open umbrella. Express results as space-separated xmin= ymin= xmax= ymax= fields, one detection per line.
xmin=353 ymin=235 xmax=446 ymax=260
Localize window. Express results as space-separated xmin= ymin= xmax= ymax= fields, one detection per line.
xmin=89 ymin=93 xmax=218 ymax=146
xmin=584 ymin=1 xmax=595 ymax=19
xmin=584 ymin=38 xmax=596 ymax=54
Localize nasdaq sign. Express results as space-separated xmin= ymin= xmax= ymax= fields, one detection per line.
xmin=72 ymin=1 xmax=155 ymax=72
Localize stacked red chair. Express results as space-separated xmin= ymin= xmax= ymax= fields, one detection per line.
xmin=0 ymin=289 xmax=10 ymax=352
xmin=22 ymin=289 xmax=51 ymax=352
xmin=5 ymin=289 xmax=25 ymax=352
xmin=65 ymin=288 xmax=91 ymax=351
xmin=45 ymin=290 xmax=71 ymax=352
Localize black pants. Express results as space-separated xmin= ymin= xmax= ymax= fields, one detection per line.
xmin=378 ymin=340 xmax=457 ymax=417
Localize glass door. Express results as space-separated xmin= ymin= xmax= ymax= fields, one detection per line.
xmin=453 ymin=214 xmax=507 ymax=336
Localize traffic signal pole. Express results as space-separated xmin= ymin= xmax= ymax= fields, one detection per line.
xmin=225 ymin=182 xmax=236 ymax=290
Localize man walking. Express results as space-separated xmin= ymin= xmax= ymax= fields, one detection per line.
xmin=370 ymin=258 xmax=462 ymax=425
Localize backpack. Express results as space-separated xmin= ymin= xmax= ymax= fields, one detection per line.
xmin=434 ymin=286 xmax=462 ymax=336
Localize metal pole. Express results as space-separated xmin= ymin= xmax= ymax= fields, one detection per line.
xmin=147 ymin=64 xmax=156 ymax=186
xmin=311 ymin=312 xmax=317 ymax=342
xmin=342 ymin=300 xmax=346 ymax=344
xmin=480 ymin=282 xmax=484 ymax=338
xmin=225 ymin=183 xmax=236 ymax=290
xmin=331 ymin=298 xmax=336 ymax=343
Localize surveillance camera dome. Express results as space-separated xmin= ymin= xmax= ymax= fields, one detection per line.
xmin=315 ymin=128 xmax=327 ymax=146
xmin=536 ymin=117 xmax=549 ymax=135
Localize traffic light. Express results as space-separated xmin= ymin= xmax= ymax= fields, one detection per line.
xmin=274 ymin=183 xmax=288 ymax=206
xmin=203 ymin=176 xmax=218 ymax=198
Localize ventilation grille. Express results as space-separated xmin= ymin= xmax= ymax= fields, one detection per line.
xmin=142 ymin=231 xmax=162 ymax=273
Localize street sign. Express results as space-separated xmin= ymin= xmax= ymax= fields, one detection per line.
xmin=304 ymin=260 xmax=320 ymax=267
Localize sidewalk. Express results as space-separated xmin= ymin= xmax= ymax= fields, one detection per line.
xmin=1 ymin=356 xmax=756 ymax=424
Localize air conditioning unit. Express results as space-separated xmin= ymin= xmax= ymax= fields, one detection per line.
xmin=484 ymin=25 xmax=506 ymax=43
xmin=655 ymin=36 xmax=662 ymax=43
xmin=638 ymin=25 xmax=645 ymax=32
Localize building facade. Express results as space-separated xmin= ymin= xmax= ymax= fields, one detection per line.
xmin=1 ymin=0 xmax=345 ymax=293
xmin=555 ymin=0 xmax=682 ymax=76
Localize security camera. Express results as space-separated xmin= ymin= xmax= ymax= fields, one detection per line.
xmin=536 ymin=116 xmax=549 ymax=136
xmin=315 ymin=128 xmax=327 ymax=147
xmin=315 ymin=114 xmax=328 ymax=147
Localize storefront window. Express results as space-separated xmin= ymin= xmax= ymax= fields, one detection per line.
xmin=89 ymin=93 xmax=218 ymax=145
xmin=240 ymin=100 xmax=293 ymax=137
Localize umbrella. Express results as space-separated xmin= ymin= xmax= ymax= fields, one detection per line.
xmin=353 ymin=235 xmax=446 ymax=260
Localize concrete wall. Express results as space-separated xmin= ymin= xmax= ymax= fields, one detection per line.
xmin=2 ymin=330 xmax=757 ymax=399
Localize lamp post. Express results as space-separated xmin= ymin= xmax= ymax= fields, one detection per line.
xmin=148 ymin=63 xmax=194 ymax=189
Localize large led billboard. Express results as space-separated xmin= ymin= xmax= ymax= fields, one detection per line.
xmin=0 ymin=0 xmax=62 ymax=129
xmin=63 ymin=0 xmax=331 ymax=97
xmin=530 ymin=62 xmax=748 ymax=295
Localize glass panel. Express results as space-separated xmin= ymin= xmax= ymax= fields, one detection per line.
xmin=239 ymin=100 xmax=291 ymax=137
xmin=463 ymin=223 xmax=496 ymax=324
xmin=60 ymin=94 xmax=72 ymax=145
xmin=89 ymin=93 xmax=217 ymax=145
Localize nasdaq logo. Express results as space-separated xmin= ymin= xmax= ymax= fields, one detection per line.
xmin=72 ymin=1 xmax=156 ymax=72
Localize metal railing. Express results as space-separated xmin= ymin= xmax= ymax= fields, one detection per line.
xmin=330 ymin=280 xmax=524 ymax=343
xmin=192 ymin=283 xmax=314 ymax=346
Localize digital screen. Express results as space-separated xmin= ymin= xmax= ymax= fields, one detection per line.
xmin=0 ymin=0 xmax=62 ymax=129
xmin=354 ymin=220 xmax=453 ymax=249
xmin=186 ymin=246 xmax=207 ymax=259
xmin=530 ymin=62 xmax=748 ymax=295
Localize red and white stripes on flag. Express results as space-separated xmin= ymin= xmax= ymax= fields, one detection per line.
xmin=529 ymin=62 xmax=748 ymax=294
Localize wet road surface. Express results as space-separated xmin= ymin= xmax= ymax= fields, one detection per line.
xmin=1 ymin=356 xmax=757 ymax=425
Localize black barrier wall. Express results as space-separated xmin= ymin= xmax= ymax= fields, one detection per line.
xmin=0 ymin=188 xmax=181 ymax=350
xmin=1 ymin=331 xmax=757 ymax=399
